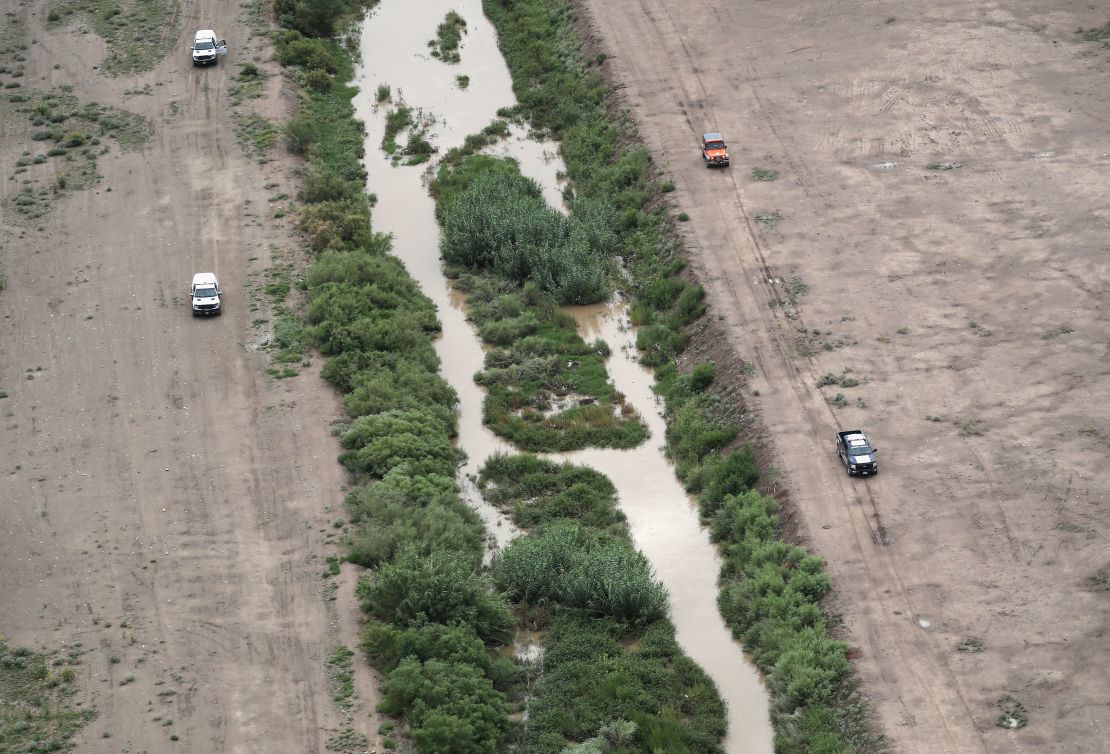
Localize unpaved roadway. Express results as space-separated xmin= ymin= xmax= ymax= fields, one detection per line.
xmin=0 ymin=2 xmax=375 ymax=752
xmin=581 ymin=0 xmax=1110 ymax=751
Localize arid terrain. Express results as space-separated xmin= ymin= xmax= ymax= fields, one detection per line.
xmin=580 ymin=0 xmax=1109 ymax=751
xmin=3 ymin=0 xmax=1108 ymax=752
xmin=0 ymin=1 xmax=376 ymax=751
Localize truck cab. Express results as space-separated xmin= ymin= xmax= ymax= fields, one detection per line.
xmin=191 ymin=30 xmax=227 ymax=66
xmin=701 ymin=132 xmax=730 ymax=168
xmin=836 ymin=430 xmax=878 ymax=476
xmin=191 ymin=273 xmax=221 ymax=316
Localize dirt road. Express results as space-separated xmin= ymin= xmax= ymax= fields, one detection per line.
xmin=0 ymin=2 xmax=372 ymax=751
xmin=580 ymin=0 xmax=1110 ymax=751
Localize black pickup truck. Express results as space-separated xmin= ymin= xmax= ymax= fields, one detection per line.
xmin=836 ymin=430 xmax=878 ymax=476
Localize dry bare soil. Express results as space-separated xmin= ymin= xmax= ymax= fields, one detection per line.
xmin=581 ymin=0 xmax=1110 ymax=751
xmin=0 ymin=1 xmax=376 ymax=752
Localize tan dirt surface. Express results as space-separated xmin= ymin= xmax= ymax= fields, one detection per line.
xmin=579 ymin=0 xmax=1110 ymax=751
xmin=0 ymin=2 xmax=377 ymax=752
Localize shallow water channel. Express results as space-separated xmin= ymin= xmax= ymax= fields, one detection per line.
xmin=352 ymin=1 xmax=773 ymax=750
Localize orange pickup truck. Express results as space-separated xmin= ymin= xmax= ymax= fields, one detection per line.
xmin=701 ymin=132 xmax=730 ymax=168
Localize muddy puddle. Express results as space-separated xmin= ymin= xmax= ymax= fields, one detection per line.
xmin=353 ymin=1 xmax=772 ymax=750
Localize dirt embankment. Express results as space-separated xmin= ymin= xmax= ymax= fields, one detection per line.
xmin=0 ymin=1 xmax=375 ymax=751
xmin=579 ymin=0 xmax=1110 ymax=751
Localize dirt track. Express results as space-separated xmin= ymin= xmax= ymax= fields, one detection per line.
xmin=0 ymin=2 xmax=375 ymax=751
xmin=581 ymin=0 xmax=1110 ymax=751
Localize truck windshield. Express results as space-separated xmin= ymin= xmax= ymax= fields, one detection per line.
xmin=195 ymin=40 xmax=214 ymax=50
xmin=195 ymin=287 xmax=217 ymax=298
xmin=848 ymin=446 xmax=872 ymax=456
xmin=706 ymin=142 xmax=725 ymax=150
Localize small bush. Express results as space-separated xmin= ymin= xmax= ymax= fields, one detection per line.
xmin=303 ymin=68 xmax=333 ymax=93
xmin=358 ymin=548 xmax=513 ymax=645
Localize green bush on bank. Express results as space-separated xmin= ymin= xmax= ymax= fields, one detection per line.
xmin=484 ymin=0 xmax=883 ymax=750
xmin=273 ymin=2 xmax=514 ymax=750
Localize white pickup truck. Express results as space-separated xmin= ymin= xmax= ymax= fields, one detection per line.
xmin=191 ymin=273 xmax=221 ymax=316
xmin=191 ymin=30 xmax=227 ymax=66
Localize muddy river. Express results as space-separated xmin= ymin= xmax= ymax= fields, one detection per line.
xmin=353 ymin=1 xmax=773 ymax=750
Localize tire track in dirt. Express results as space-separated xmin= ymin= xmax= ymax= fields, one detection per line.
xmin=581 ymin=0 xmax=997 ymax=749
xmin=0 ymin=1 xmax=369 ymax=752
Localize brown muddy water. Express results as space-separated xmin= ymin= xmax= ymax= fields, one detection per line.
xmin=353 ymin=1 xmax=772 ymax=750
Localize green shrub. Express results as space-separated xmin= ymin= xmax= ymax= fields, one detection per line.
xmin=361 ymin=622 xmax=490 ymax=672
xmin=379 ymin=658 xmax=510 ymax=753
xmin=279 ymin=36 xmax=342 ymax=72
xmin=493 ymin=522 xmax=668 ymax=628
xmin=304 ymin=68 xmax=333 ymax=92
xmin=439 ymin=161 xmax=613 ymax=304
xmin=297 ymin=199 xmax=374 ymax=251
xmin=303 ymin=166 xmax=358 ymax=204
xmin=520 ymin=615 xmax=725 ymax=752
xmin=285 ymin=113 xmax=318 ymax=155
xmin=478 ymin=453 xmax=626 ymax=533
xmin=346 ymin=484 xmax=481 ymax=568
xmin=338 ymin=408 xmax=462 ymax=479
xmin=690 ymin=362 xmax=715 ymax=392
xmin=358 ymin=548 xmax=514 ymax=645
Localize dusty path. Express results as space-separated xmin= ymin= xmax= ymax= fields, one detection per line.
xmin=580 ymin=0 xmax=1110 ymax=751
xmin=0 ymin=2 xmax=372 ymax=752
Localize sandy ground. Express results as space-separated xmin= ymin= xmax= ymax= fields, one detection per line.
xmin=579 ymin=0 xmax=1110 ymax=751
xmin=0 ymin=2 xmax=378 ymax=752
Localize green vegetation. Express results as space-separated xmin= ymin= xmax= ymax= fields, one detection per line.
xmin=495 ymin=522 xmax=668 ymax=628
xmin=429 ymin=11 xmax=467 ymax=63
xmin=325 ymin=645 xmax=356 ymax=710
xmin=457 ymin=269 xmax=647 ymax=452
xmin=432 ymin=154 xmax=646 ymax=451
xmin=478 ymin=455 xmax=725 ymax=751
xmin=440 ymin=162 xmax=615 ymax=304
xmin=751 ymin=167 xmax=779 ymax=181
xmin=0 ymin=638 xmax=95 ymax=752
xmin=517 ymin=614 xmax=725 ymax=753
xmin=273 ymin=3 xmax=515 ymax=751
xmin=1078 ymin=21 xmax=1110 ymax=43
xmin=229 ymin=63 xmax=268 ymax=106
xmin=381 ymin=103 xmax=412 ymax=154
xmin=46 ymin=0 xmax=181 ymax=75
xmin=235 ymin=113 xmax=280 ymax=158
xmin=1 ymin=90 xmax=151 ymax=222
xmin=478 ymin=453 xmax=626 ymax=534
xmin=484 ymin=0 xmax=883 ymax=749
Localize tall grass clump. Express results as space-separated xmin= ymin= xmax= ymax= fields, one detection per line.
xmin=274 ymin=2 xmax=514 ymax=750
xmin=440 ymin=167 xmax=614 ymax=305
xmin=484 ymin=0 xmax=884 ymax=750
